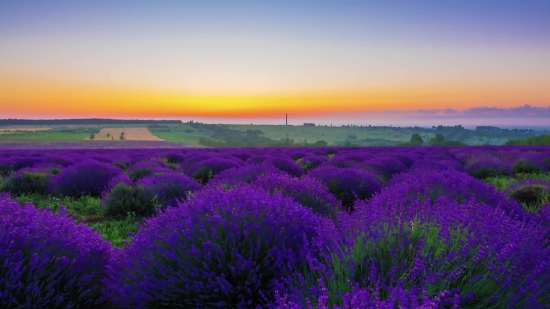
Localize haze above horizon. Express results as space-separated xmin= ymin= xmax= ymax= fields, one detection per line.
xmin=1 ymin=1 xmax=549 ymax=126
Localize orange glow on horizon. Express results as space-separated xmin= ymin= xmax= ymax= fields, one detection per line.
xmin=1 ymin=75 xmax=548 ymax=119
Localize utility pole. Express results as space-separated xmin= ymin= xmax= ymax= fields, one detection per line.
xmin=286 ymin=114 xmax=288 ymax=126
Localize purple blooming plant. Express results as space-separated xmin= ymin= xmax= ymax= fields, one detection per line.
xmin=383 ymin=168 xmax=529 ymax=222
xmin=127 ymin=160 xmax=165 ymax=181
xmin=299 ymin=155 xmax=325 ymax=172
xmin=0 ymin=168 xmax=51 ymax=195
xmin=0 ymin=194 xmax=112 ymax=309
xmin=465 ymin=158 xmax=512 ymax=179
xmin=101 ymin=173 xmax=133 ymax=197
xmin=308 ymin=166 xmax=382 ymax=211
xmin=161 ymin=152 xmax=186 ymax=164
xmin=355 ymin=157 xmax=408 ymax=183
xmin=137 ymin=172 xmax=202 ymax=207
xmin=252 ymin=173 xmax=344 ymax=220
xmin=103 ymin=185 xmax=336 ymax=308
xmin=186 ymin=157 xmax=243 ymax=184
xmin=180 ymin=153 xmax=212 ymax=172
xmin=512 ymin=156 xmax=548 ymax=175
xmin=264 ymin=156 xmax=304 ymax=177
xmin=49 ymin=160 xmax=123 ymax=197
xmin=276 ymin=192 xmax=550 ymax=308
xmin=207 ymin=162 xmax=286 ymax=190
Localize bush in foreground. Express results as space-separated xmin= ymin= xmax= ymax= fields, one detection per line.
xmin=48 ymin=161 xmax=122 ymax=197
xmin=104 ymin=185 xmax=335 ymax=308
xmin=277 ymin=194 xmax=550 ymax=308
xmin=0 ymin=194 xmax=111 ymax=309
xmin=0 ymin=169 xmax=50 ymax=195
xmin=309 ymin=166 xmax=382 ymax=211
xmin=252 ymin=173 xmax=343 ymax=220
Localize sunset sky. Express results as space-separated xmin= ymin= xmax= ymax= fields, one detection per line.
xmin=1 ymin=1 xmax=549 ymax=126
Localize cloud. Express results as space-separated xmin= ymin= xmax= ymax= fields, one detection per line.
xmin=357 ymin=104 xmax=550 ymax=119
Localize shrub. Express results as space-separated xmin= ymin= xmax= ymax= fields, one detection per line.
xmin=186 ymin=158 xmax=242 ymax=184
xmin=289 ymin=151 xmax=308 ymax=161
xmin=252 ymin=173 xmax=343 ymax=219
xmin=102 ymin=173 xmax=133 ymax=196
xmin=356 ymin=157 xmax=407 ymax=182
xmin=505 ymin=180 xmax=550 ymax=212
xmin=382 ymin=168 xmax=528 ymax=222
xmin=0 ymin=194 xmax=111 ymax=309
xmin=265 ymin=156 xmax=303 ymax=177
xmin=49 ymin=161 xmax=122 ymax=197
xmin=127 ymin=160 xmax=165 ymax=181
xmin=277 ymin=194 xmax=550 ymax=308
xmin=512 ymin=157 xmax=548 ymax=175
xmin=99 ymin=183 xmax=155 ymax=218
xmin=208 ymin=163 xmax=285 ymax=189
xmin=466 ymin=159 xmax=512 ymax=179
xmin=137 ymin=173 xmax=202 ymax=207
xmin=180 ymin=154 xmax=211 ymax=171
xmin=309 ymin=166 xmax=382 ymax=211
xmin=299 ymin=155 xmax=324 ymax=172
xmin=162 ymin=152 xmax=185 ymax=164
xmin=104 ymin=185 xmax=335 ymax=308
xmin=0 ymin=169 xmax=50 ymax=195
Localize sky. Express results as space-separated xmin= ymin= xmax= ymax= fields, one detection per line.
xmin=1 ymin=1 xmax=549 ymax=126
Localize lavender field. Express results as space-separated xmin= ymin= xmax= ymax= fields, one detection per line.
xmin=1 ymin=146 xmax=549 ymax=308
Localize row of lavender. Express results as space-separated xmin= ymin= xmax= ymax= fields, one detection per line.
xmin=1 ymin=146 xmax=549 ymax=308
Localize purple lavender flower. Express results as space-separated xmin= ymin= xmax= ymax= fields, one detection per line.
xmin=49 ymin=160 xmax=123 ymax=197
xmin=264 ymin=156 xmax=304 ymax=177
xmin=0 ymin=193 xmax=112 ymax=309
xmin=104 ymin=185 xmax=336 ymax=308
xmin=207 ymin=162 xmax=286 ymax=189
xmin=0 ymin=168 xmax=50 ymax=195
xmin=299 ymin=155 xmax=325 ymax=172
xmin=252 ymin=173 xmax=344 ymax=219
xmin=137 ymin=172 xmax=202 ymax=207
xmin=308 ymin=166 xmax=382 ymax=211
xmin=186 ymin=157 xmax=243 ymax=184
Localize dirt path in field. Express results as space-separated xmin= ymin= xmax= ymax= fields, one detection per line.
xmin=84 ymin=128 xmax=165 ymax=141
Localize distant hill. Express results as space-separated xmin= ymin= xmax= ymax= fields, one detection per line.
xmin=0 ymin=119 xmax=182 ymax=125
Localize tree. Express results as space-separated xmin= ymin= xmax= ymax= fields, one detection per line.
xmin=107 ymin=133 xmax=110 ymax=137
xmin=410 ymin=133 xmax=423 ymax=145
xmin=429 ymin=133 xmax=445 ymax=146
xmin=90 ymin=133 xmax=95 ymax=140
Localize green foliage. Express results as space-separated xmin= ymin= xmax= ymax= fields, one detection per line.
xmin=505 ymin=134 xmax=550 ymax=146
xmin=99 ymin=183 xmax=158 ymax=218
xmin=429 ymin=133 xmax=445 ymax=145
xmin=410 ymin=133 xmax=424 ymax=144
xmin=15 ymin=193 xmax=138 ymax=248
xmin=513 ymin=159 xmax=544 ymax=174
xmin=429 ymin=133 xmax=465 ymax=146
xmin=90 ymin=133 xmax=95 ymax=140
xmin=0 ymin=171 xmax=49 ymax=195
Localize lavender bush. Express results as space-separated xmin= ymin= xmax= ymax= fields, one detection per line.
xmin=186 ymin=157 xmax=243 ymax=184
xmin=252 ymin=173 xmax=343 ymax=219
xmin=309 ymin=166 xmax=382 ymax=211
xmin=0 ymin=194 xmax=112 ymax=309
xmin=0 ymin=169 xmax=50 ymax=195
xmin=49 ymin=161 xmax=122 ymax=197
xmin=104 ymin=185 xmax=336 ymax=308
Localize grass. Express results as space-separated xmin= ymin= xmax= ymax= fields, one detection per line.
xmin=0 ymin=131 xmax=91 ymax=142
xmin=485 ymin=172 xmax=550 ymax=213
xmin=16 ymin=193 xmax=140 ymax=248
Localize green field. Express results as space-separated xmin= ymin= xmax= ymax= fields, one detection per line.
xmin=0 ymin=122 xmax=542 ymax=146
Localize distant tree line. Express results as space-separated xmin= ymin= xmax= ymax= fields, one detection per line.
xmin=0 ymin=119 xmax=181 ymax=125
xmin=505 ymin=135 xmax=550 ymax=146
